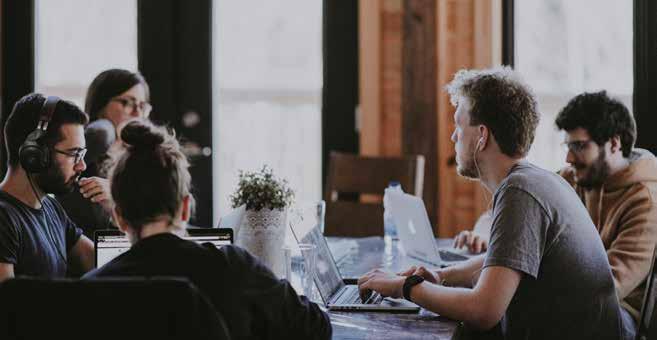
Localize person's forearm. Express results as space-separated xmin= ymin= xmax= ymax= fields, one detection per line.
xmin=411 ymin=264 xmax=519 ymax=330
xmin=409 ymin=282 xmax=492 ymax=329
xmin=70 ymin=236 xmax=95 ymax=274
xmin=440 ymin=254 xmax=485 ymax=288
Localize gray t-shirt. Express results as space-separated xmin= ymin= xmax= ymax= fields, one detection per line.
xmin=484 ymin=162 xmax=622 ymax=340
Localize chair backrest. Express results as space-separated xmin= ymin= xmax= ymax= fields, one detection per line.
xmin=323 ymin=151 xmax=425 ymax=237
xmin=637 ymin=245 xmax=657 ymax=340
xmin=0 ymin=277 xmax=231 ymax=340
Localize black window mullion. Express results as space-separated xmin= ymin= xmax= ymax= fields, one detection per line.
xmin=1 ymin=0 xmax=35 ymax=176
xmin=634 ymin=0 xmax=657 ymax=155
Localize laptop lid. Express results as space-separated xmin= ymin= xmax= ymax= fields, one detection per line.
xmin=94 ymin=228 xmax=234 ymax=268
xmin=289 ymin=218 xmax=345 ymax=304
xmin=388 ymin=192 xmax=443 ymax=266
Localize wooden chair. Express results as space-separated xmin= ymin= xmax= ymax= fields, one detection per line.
xmin=637 ymin=245 xmax=657 ymax=340
xmin=323 ymin=151 xmax=425 ymax=237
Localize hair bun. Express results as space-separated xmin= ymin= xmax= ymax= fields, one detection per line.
xmin=120 ymin=120 xmax=165 ymax=150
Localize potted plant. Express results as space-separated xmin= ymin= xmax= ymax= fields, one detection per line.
xmin=230 ymin=165 xmax=294 ymax=277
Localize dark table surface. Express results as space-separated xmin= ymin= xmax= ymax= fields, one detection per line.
xmin=325 ymin=237 xmax=466 ymax=339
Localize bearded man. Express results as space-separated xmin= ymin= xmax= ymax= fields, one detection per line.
xmin=0 ymin=94 xmax=97 ymax=281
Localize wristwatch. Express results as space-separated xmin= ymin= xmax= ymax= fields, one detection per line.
xmin=403 ymin=275 xmax=425 ymax=301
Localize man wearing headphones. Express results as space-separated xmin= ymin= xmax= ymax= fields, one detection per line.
xmin=0 ymin=93 xmax=95 ymax=281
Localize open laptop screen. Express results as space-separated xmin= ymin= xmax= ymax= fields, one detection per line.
xmin=290 ymin=220 xmax=344 ymax=304
xmin=95 ymin=228 xmax=233 ymax=268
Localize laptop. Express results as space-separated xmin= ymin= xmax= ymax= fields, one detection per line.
xmin=94 ymin=228 xmax=234 ymax=268
xmin=388 ymin=192 xmax=470 ymax=267
xmin=289 ymin=219 xmax=420 ymax=312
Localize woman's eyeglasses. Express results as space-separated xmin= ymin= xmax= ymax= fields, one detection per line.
xmin=111 ymin=97 xmax=152 ymax=116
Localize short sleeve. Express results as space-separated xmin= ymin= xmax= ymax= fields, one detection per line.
xmin=49 ymin=197 xmax=83 ymax=252
xmin=0 ymin=209 xmax=20 ymax=264
xmin=64 ymin=214 xmax=83 ymax=252
xmin=484 ymin=187 xmax=551 ymax=278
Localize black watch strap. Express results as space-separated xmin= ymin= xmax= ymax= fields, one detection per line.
xmin=403 ymin=275 xmax=425 ymax=301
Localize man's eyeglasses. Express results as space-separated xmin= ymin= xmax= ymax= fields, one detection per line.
xmin=53 ymin=147 xmax=87 ymax=165
xmin=111 ymin=97 xmax=152 ymax=116
xmin=563 ymin=140 xmax=595 ymax=154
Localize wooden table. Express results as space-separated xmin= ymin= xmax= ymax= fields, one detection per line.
xmin=325 ymin=237 xmax=461 ymax=339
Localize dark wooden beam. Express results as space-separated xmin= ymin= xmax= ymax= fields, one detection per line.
xmin=1 ymin=0 xmax=35 ymax=176
xmin=501 ymin=0 xmax=514 ymax=67
xmin=402 ymin=0 xmax=437 ymax=226
xmin=634 ymin=0 xmax=657 ymax=154
xmin=322 ymin=0 xmax=359 ymax=192
xmin=138 ymin=0 xmax=213 ymax=227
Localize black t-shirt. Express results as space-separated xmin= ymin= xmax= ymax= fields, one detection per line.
xmin=83 ymin=233 xmax=332 ymax=340
xmin=0 ymin=190 xmax=83 ymax=277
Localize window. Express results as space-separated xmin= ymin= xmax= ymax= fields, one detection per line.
xmin=35 ymin=0 xmax=138 ymax=108
xmin=516 ymin=0 xmax=633 ymax=171
xmin=213 ymin=0 xmax=323 ymax=222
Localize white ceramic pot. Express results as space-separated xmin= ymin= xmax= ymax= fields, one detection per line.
xmin=235 ymin=208 xmax=287 ymax=278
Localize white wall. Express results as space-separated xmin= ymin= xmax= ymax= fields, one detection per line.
xmin=516 ymin=0 xmax=632 ymax=171
xmin=212 ymin=0 xmax=323 ymax=225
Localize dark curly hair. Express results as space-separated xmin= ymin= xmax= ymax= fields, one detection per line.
xmin=555 ymin=91 xmax=635 ymax=157
xmin=446 ymin=67 xmax=539 ymax=158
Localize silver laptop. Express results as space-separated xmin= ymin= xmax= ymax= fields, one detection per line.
xmin=388 ymin=192 xmax=469 ymax=267
xmin=289 ymin=218 xmax=420 ymax=312
xmin=94 ymin=228 xmax=234 ymax=268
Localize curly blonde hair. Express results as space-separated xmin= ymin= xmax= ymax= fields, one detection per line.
xmin=446 ymin=66 xmax=539 ymax=158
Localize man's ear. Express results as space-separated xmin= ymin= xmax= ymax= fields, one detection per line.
xmin=477 ymin=125 xmax=489 ymax=151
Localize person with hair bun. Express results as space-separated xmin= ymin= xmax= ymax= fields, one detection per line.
xmin=57 ymin=69 xmax=151 ymax=239
xmin=83 ymin=119 xmax=331 ymax=339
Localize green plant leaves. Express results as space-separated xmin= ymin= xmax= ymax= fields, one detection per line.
xmin=230 ymin=165 xmax=294 ymax=211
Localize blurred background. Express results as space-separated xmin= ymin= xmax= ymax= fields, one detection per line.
xmin=1 ymin=0 xmax=653 ymax=237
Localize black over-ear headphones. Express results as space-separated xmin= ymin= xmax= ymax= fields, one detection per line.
xmin=19 ymin=96 xmax=61 ymax=173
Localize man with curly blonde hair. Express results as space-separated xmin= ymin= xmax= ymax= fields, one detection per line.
xmin=357 ymin=67 xmax=624 ymax=340
xmin=455 ymin=90 xmax=654 ymax=338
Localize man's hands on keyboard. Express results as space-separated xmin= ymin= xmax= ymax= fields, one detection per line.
xmin=357 ymin=269 xmax=406 ymax=300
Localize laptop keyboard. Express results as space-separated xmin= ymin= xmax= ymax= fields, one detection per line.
xmin=336 ymin=286 xmax=383 ymax=305
xmin=438 ymin=249 xmax=469 ymax=262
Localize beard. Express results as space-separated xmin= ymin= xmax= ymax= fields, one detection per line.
xmin=456 ymin=141 xmax=480 ymax=179
xmin=34 ymin=162 xmax=79 ymax=195
xmin=574 ymin=148 xmax=610 ymax=190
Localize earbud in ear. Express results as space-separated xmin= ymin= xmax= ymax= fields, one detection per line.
xmin=476 ymin=137 xmax=484 ymax=151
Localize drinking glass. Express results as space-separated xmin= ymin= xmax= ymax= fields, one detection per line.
xmin=283 ymin=243 xmax=317 ymax=298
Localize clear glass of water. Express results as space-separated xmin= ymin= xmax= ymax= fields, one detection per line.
xmin=283 ymin=243 xmax=317 ymax=298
